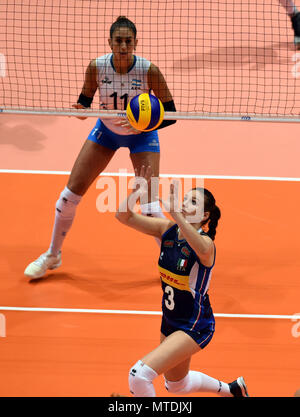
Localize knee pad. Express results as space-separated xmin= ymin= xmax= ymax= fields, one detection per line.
xmin=165 ymin=373 xmax=190 ymax=393
xmin=55 ymin=187 xmax=81 ymax=219
xmin=128 ymin=360 xmax=157 ymax=397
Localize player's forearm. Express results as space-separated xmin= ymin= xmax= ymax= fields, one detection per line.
xmin=115 ymin=201 xmax=133 ymax=224
xmin=156 ymin=100 xmax=177 ymax=129
xmin=77 ymin=60 xmax=98 ymax=106
xmin=115 ymin=191 xmax=139 ymax=224
xmin=81 ymin=82 xmax=97 ymax=100
xmin=172 ymin=212 xmax=212 ymax=255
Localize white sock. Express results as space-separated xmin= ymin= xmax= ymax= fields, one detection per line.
xmin=279 ymin=0 xmax=298 ymax=16
xmin=129 ymin=360 xmax=158 ymax=397
xmin=165 ymin=370 xmax=232 ymax=397
xmin=49 ymin=187 xmax=82 ymax=256
xmin=140 ymin=200 xmax=165 ymax=219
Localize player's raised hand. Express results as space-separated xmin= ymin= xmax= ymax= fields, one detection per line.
xmin=134 ymin=165 xmax=153 ymax=186
xmin=129 ymin=165 xmax=153 ymax=205
xmin=159 ymin=180 xmax=181 ymax=217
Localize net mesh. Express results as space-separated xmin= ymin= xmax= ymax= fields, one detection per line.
xmin=0 ymin=0 xmax=300 ymax=120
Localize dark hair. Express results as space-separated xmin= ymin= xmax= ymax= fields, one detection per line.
xmin=110 ymin=16 xmax=137 ymax=39
xmin=192 ymin=188 xmax=221 ymax=241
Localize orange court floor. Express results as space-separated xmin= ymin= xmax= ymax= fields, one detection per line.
xmin=1 ymin=0 xmax=300 ymax=399
xmin=0 ymin=168 xmax=300 ymax=397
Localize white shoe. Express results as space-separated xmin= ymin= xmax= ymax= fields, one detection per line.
xmin=24 ymin=250 xmax=62 ymax=279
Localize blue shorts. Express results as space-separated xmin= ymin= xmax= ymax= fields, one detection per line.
xmin=87 ymin=118 xmax=160 ymax=154
xmin=161 ymin=316 xmax=215 ymax=349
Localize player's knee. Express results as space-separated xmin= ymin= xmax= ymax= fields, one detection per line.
xmin=55 ymin=187 xmax=81 ymax=218
xmin=164 ymin=373 xmax=190 ymax=394
xmin=128 ymin=361 xmax=149 ymax=396
xmin=128 ymin=360 xmax=157 ymax=397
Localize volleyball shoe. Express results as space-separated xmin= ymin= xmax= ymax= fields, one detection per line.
xmin=24 ymin=250 xmax=62 ymax=279
xmin=228 ymin=376 xmax=249 ymax=397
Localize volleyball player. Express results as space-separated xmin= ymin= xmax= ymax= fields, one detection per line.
xmin=279 ymin=0 xmax=300 ymax=46
xmin=115 ymin=166 xmax=249 ymax=397
xmin=24 ymin=16 xmax=176 ymax=279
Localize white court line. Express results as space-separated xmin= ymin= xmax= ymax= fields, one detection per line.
xmin=1 ymin=169 xmax=300 ymax=182
xmin=1 ymin=169 xmax=299 ymax=320
xmin=0 ymin=306 xmax=299 ymax=319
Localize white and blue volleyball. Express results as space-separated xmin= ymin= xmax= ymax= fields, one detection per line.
xmin=126 ymin=93 xmax=164 ymax=131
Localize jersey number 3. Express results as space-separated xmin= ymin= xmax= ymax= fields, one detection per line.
xmin=164 ymin=285 xmax=175 ymax=311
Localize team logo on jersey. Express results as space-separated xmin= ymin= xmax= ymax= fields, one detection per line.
xmin=181 ymin=246 xmax=191 ymax=258
xmin=131 ymin=79 xmax=142 ymax=90
xmin=101 ymin=76 xmax=112 ymax=84
xmin=163 ymin=240 xmax=174 ymax=247
xmin=177 ymin=258 xmax=188 ymax=271
xmin=159 ymin=251 xmax=164 ymax=260
xmin=148 ymin=140 xmax=159 ymax=147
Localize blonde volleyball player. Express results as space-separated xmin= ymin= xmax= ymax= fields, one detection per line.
xmin=279 ymin=0 xmax=300 ymax=46
xmin=24 ymin=16 xmax=176 ymax=279
xmin=115 ymin=166 xmax=249 ymax=397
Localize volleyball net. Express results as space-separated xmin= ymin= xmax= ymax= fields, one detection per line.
xmin=1 ymin=0 xmax=300 ymax=122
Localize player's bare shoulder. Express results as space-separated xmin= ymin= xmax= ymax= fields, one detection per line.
xmin=87 ymin=59 xmax=97 ymax=74
xmin=147 ymin=63 xmax=162 ymax=82
xmin=147 ymin=63 xmax=172 ymax=102
xmin=82 ymin=59 xmax=98 ymax=96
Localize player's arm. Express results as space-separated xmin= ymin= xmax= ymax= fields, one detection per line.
xmin=73 ymin=60 xmax=98 ymax=115
xmin=162 ymin=182 xmax=215 ymax=267
xmin=116 ymin=207 xmax=174 ymax=239
xmin=116 ymin=166 xmax=174 ymax=238
xmin=173 ymin=213 xmax=215 ymax=267
xmin=147 ymin=63 xmax=177 ymax=129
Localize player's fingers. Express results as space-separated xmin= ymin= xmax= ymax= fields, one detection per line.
xmin=139 ymin=165 xmax=146 ymax=178
xmin=171 ymin=180 xmax=180 ymax=197
xmin=170 ymin=183 xmax=175 ymax=194
xmin=145 ymin=165 xmax=153 ymax=178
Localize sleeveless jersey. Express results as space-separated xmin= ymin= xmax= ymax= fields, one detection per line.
xmin=95 ymin=53 xmax=151 ymax=135
xmin=158 ymin=224 xmax=215 ymax=332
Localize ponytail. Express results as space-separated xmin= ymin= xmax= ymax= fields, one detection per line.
xmin=192 ymin=187 xmax=221 ymax=241
xmin=206 ymin=205 xmax=221 ymax=241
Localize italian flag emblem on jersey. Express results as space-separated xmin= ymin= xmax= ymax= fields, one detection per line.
xmin=177 ymin=258 xmax=188 ymax=271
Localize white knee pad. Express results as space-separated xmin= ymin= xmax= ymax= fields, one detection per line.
xmin=165 ymin=373 xmax=190 ymax=393
xmin=128 ymin=360 xmax=158 ymax=397
xmin=55 ymin=187 xmax=81 ymax=219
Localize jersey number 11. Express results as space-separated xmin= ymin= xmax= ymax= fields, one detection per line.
xmin=110 ymin=92 xmax=129 ymax=110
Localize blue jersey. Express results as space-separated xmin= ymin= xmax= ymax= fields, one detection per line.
xmin=158 ymin=224 xmax=215 ymax=332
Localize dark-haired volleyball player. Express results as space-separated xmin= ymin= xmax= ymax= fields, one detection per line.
xmin=115 ymin=166 xmax=249 ymax=397
xmin=24 ymin=16 xmax=176 ymax=278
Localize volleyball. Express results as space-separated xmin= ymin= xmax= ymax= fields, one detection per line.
xmin=126 ymin=93 xmax=164 ymax=132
